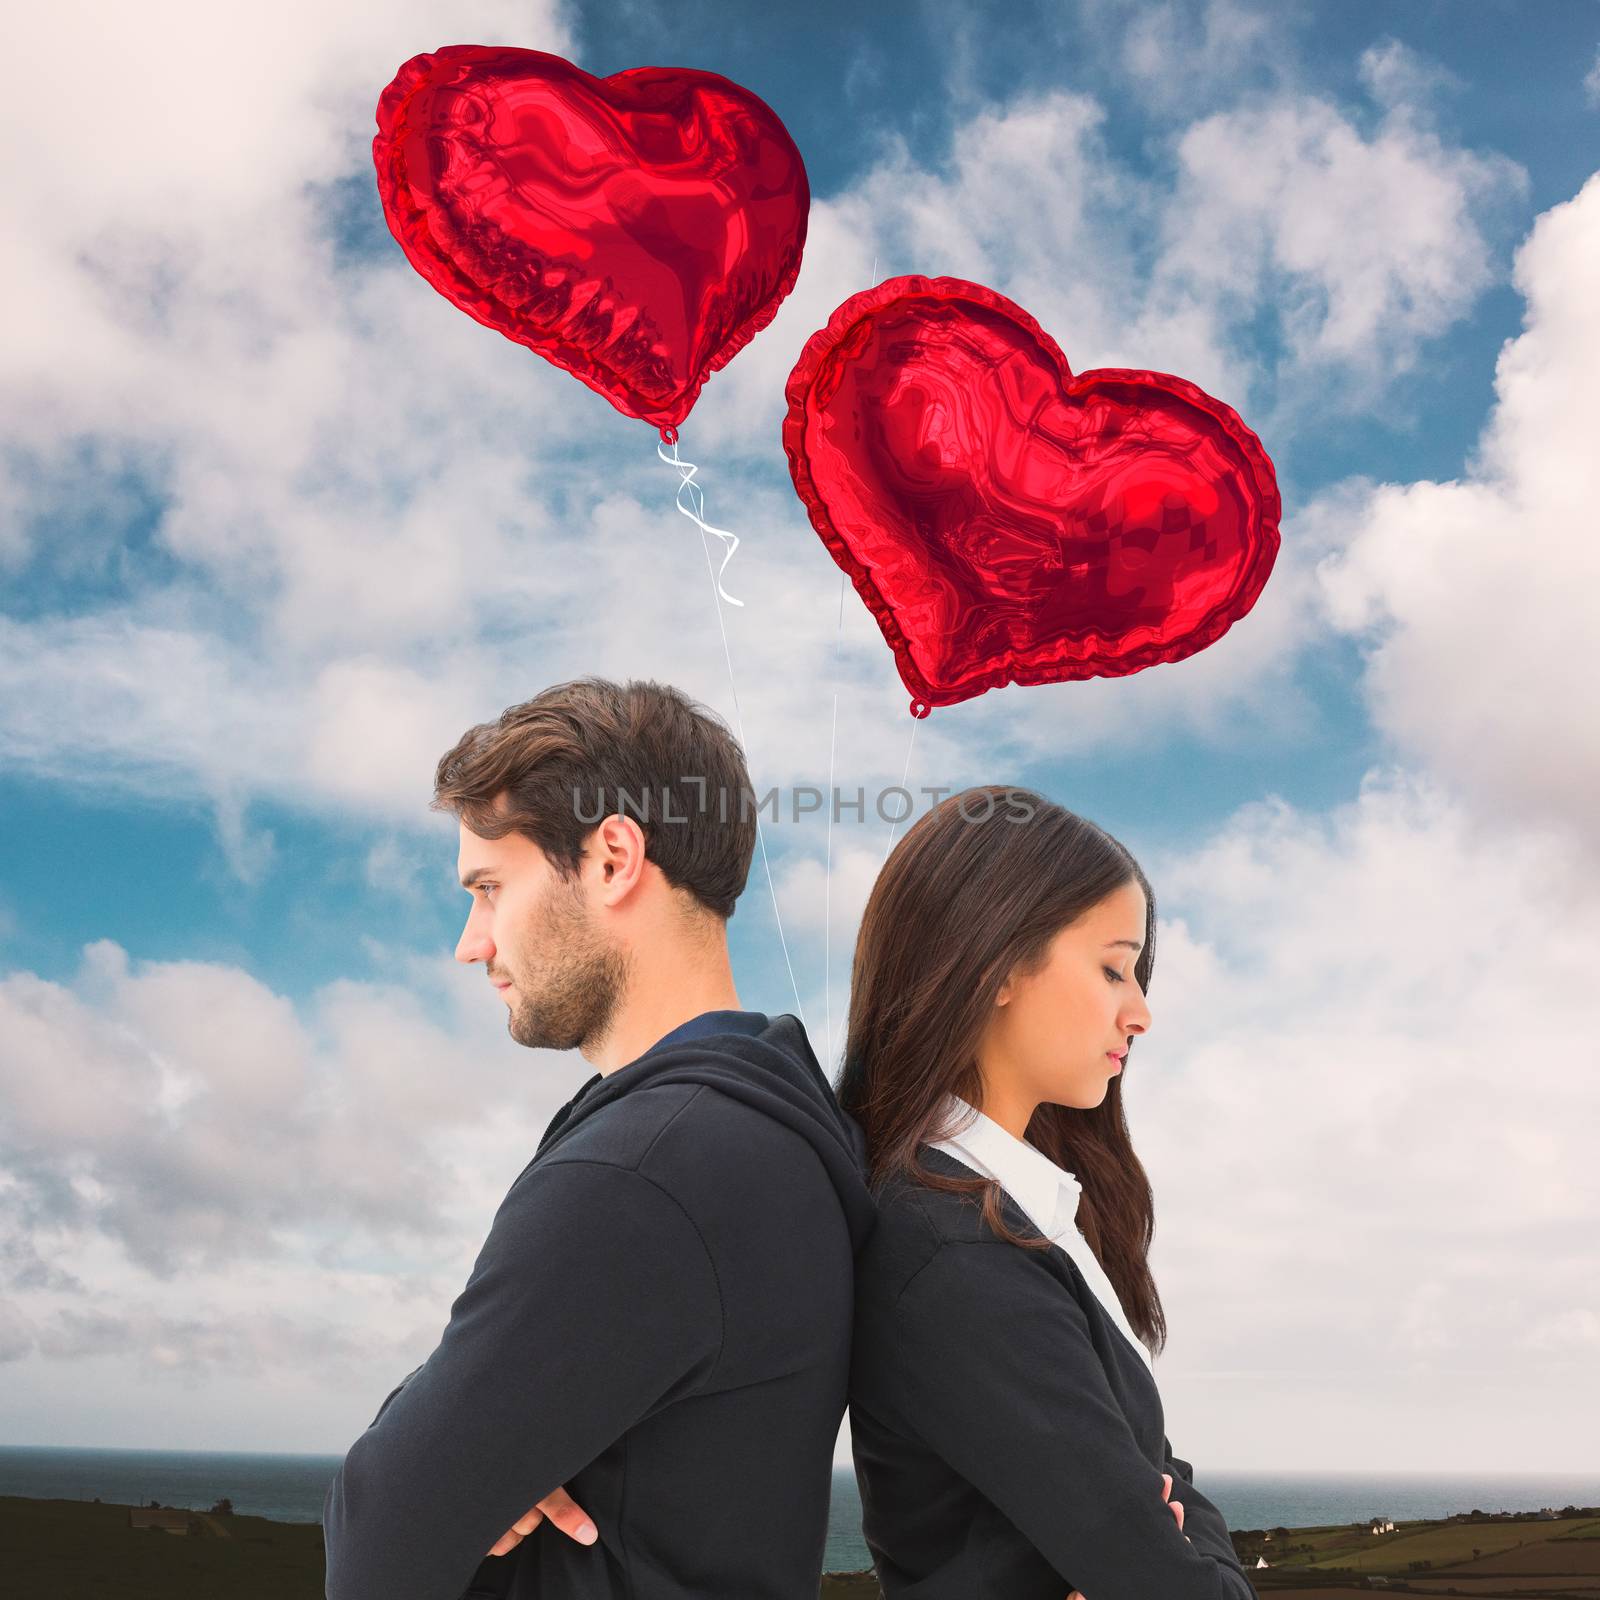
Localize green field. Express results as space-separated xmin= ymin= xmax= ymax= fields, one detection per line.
xmin=0 ymin=1494 xmax=882 ymax=1597
xmin=6 ymin=1494 xmax=1595 ymax=1598
xmin=2 ymin=1494 xmax=328 ymax=1598
xmin=1240 ymin=1509 xmax=1600 ymax=1597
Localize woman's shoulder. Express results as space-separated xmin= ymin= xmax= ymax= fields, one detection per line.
xmin=858 ymin=1146 xmax=1028 ymax=1293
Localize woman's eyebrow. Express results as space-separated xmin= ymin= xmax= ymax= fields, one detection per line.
xmin=1103 ymin=938 xmax=1142 ymax=952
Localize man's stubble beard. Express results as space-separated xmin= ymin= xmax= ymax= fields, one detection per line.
xmin=505 ymin=869 xmax=632 ymax=1053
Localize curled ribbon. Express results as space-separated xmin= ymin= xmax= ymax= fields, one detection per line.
xmin=656 ymin=432 xmax=743 ymax=608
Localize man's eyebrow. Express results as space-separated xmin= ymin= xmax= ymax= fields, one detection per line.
xmin=460 ymin=866 xmax=499 ymax=890
xmin=1103 ymin=938 xmax=1142 ymax=952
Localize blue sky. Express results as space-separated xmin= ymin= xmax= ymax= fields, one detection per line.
xmin=2 ymin=0 xmax=1597 ymax=1471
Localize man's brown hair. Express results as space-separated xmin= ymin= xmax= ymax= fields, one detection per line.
xmin=431 ymin=677 xmax=757 ymax=921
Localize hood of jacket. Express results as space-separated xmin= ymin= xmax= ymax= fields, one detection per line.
xmin=533 ymin=1012 xmax=876 ymax=1253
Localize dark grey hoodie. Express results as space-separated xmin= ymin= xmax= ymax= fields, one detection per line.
xmin=323 ymin=1010 xmax=876 ymax=1600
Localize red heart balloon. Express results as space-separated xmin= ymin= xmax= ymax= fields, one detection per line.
xmin=783 ymin=277 xmax=1282 ymax=715
xmin=373 ymin=46 xmax=808 ymax=435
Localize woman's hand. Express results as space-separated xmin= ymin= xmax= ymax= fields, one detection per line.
xmin=485 ymin=1484 xmax=598 ymax=1557
xmin=1064 ymin=1472 xmax=1189 ymax=1599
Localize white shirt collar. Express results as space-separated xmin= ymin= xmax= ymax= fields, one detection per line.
xmin=927 ymin=1091 xmax=1154 ymax=1372
xmin=926 ymin=1092 xmax=1082 ymax=1242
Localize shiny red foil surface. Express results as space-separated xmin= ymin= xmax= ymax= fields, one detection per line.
xmin=374 ymin=46 xmax=809 ymax=434
xmin=783 ymin=277 xmax=1282 ymax=715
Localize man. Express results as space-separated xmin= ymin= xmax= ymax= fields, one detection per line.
xmin=322 ymin=677 xmax=876 ymax=1600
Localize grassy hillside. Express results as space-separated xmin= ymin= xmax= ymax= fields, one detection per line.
xmin=6 ymin=1494 xmax=1595 ymax=1597
xmin=0 ymin=1494 xmax=883 ymax=1597
xmin=1241 ymin=1510 xmax=1600 ymax=1595
xmin=2 ymin=1494 xmax=327 ymax=1599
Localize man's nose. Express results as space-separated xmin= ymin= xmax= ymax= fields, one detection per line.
xmin=456 ymin=923 xmax=494 ymax=964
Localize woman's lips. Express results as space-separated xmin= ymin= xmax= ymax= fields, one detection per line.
xmin=1106 ymin=1052 xmax=1123 ymax=1071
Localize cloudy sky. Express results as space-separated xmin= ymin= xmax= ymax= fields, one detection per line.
xmin=2 ymin=0 xmax=1597 ymax=1475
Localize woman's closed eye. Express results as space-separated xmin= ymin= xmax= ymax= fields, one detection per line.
xmin=1103 ymin=965 xmax=1124 ymax=983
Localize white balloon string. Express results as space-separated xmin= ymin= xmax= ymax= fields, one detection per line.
xmin=824 ymin=569 xmax=845 ymax=1071
xmin=828 ymin=694 xmax=918 ymax=1070
xmin=882 ymin=712 xmax=920 ymax=875
xmin=664 ymin=434 xmax=808 ymax=1031
xmin=827 ymin=245 xmax=895 ymax=1068
xmin=657 ymin=437 xmax=743 ymax=607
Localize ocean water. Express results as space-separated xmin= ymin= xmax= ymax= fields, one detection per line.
xmin=2 ymin=1446 xmax=1595 ymax=1574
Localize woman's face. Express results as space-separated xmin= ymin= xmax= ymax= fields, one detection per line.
xmin=975 ymin=879 xmax=1153 ymax=1139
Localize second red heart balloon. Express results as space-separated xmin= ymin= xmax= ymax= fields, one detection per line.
xmin=374 ymin=46 xmax=809 ymax=436
xmin=782 ymin=276 xmax=1282 ymax=715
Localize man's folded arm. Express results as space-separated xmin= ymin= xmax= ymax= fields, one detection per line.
xmin=1163 ymin=1435 xmax=1257 ymax=1594
xmin=370 ymin=1363 xmax=426 ymax=1428
xmin=318 ymin=1361 xmax=428 ymax=1554
xmin=323 ymin=1158 xmax=722 ymax=1600
xmin=886 ymin=1242 xmax=1253 ymax=1600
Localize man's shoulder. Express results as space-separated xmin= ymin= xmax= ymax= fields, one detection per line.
xmin=539 ymin=1077 xmax=821 ymax=1180
xmin=526 ymin=1079 xmax=698 ymax=1175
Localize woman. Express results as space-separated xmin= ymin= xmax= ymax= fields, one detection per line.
xmin=838 ymin=786 xmax=1256 ymax=1600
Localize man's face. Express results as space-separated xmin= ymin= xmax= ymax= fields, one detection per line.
xmin=454 ymin=818 xmax=631 ymax=1053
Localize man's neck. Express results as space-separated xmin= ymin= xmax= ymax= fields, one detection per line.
xmin=587 ymin=965 xmax=744 ymax=1075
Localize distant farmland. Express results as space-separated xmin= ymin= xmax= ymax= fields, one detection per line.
xmin=3 ymin=1493 xmax=1595 ymax=1597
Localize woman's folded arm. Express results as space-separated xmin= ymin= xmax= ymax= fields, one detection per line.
xmin=884 ymin=1240 xmax=1255 ymax=1600
xmin=1162 ymin=1435 xmax=1255 ymax=1593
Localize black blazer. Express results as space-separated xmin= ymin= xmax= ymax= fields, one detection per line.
xmin=849 ymin=1145 xmax=1257 ymax=1600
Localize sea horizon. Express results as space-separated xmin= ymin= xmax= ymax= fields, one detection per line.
xmin=3 ymin=1445 xmax=1595 ymax=1574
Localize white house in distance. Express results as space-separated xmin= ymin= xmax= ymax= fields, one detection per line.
xmin=1369 ymin=1517 xmax=1396 ymax=1533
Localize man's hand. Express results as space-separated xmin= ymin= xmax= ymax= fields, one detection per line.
xmin=1064 ymin=1472 xmax=1189 ymax=1599
xmin=486 ymin=1485 xmax=598 ymax=1557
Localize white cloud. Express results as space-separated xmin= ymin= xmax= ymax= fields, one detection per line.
xmin=1159 ymin=88 xmax=1524 ymax=387
xmin=0 ymin=930 xmax=602 ymax=1443
xmin=363 ymin=832 xmax=431 ymax=902
xmin=1314 ymin=171 xmax=1600 ymax=850
xmin=1357 ymin=37 xmax=1462 ymax=112
xmin=0 ymin=936 xmax=590 ymax=1276
xmin=1134 ymin=765 xmax=1599 ymax=1470
xmin=1113 ymin=0 xmax=1287 ymax=112
xmin=0 ymin=0 xmax=584 ymax=636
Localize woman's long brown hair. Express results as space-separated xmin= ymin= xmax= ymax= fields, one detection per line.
xmin=836 ymin=785 xmax=1167 ymax=1357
